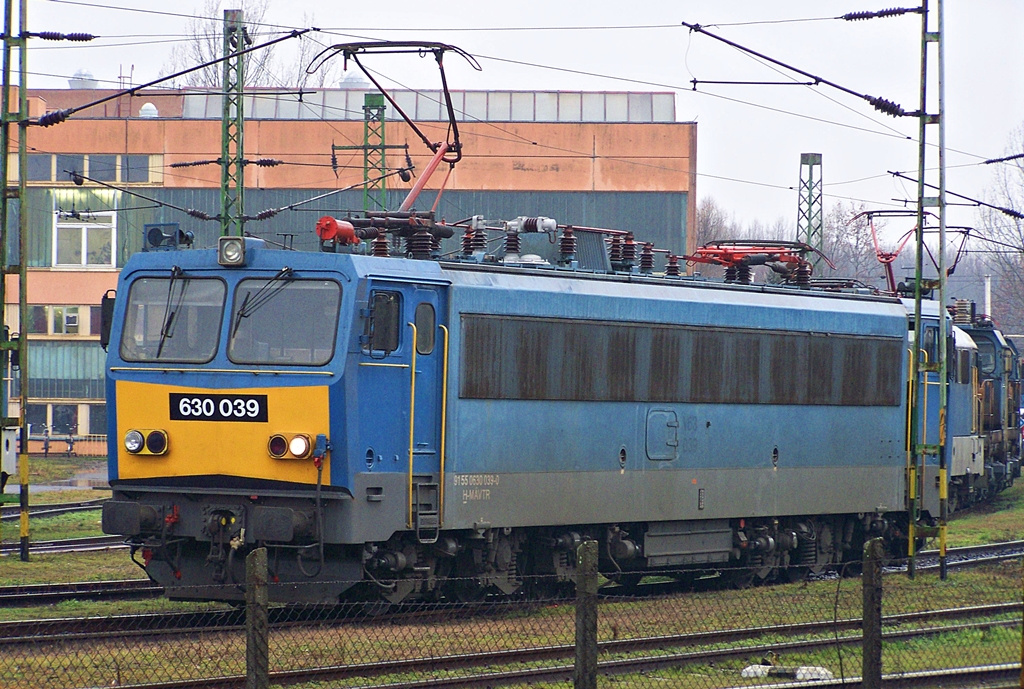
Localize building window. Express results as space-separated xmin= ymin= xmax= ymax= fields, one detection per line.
xmin=89 ymin=154 xmax=117 ymax=182
xmin=27 ymin=305 xmax=48 ymax=334
xmin=27 ymin=154 xmax=52 ymax=181
xmin=26 ymin=404 xmax=46 ymax=435
xmin=53 ymin=306 xmax=79 ymax=334
xmin=51 ymin=404 xmax=78 ymax=435
xmin=53 ymin=211 xmax=116 ymax=268
xmin=54 ymin=154 xmax=85 ymax=183
xmin=22 ymin=153 xmax=153 ymax=184
xmin=88 ymin=404 xmax=107 ymax=435
xmin=122 ymin=155 xmax=150 ymax=183
xmin=26 ymin=305 xmax=86 ymax=335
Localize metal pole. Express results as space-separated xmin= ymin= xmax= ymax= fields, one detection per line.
xmin=220 ymin=9 xmax=245 ymax=237
xmin=15 ymin=0 xmax=28 ymax=562
xmin=935 ymin=0 xmax=948 ymax=581
xmin=907 ymin=0 xmax=930 ymax=580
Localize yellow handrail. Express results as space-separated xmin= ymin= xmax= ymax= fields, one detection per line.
xmin=407 ymin=321 xmax=417 ymax=529
xmin=439 ymin=324 xmax=449 ymax=527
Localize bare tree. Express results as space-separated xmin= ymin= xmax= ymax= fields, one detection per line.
xmin=979 ymin=122 xmax=1024 ymax=332
xmin=820 ymin=201 xmax=883 ymax=284
xmin=161 ymin=0 xmax=277 ymax=88
xmin=289 ymin=16 xmax=341 ymax=90
xmin=694 ymin=196 xmax=739 ymax=247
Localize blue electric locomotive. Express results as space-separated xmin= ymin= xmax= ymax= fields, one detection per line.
xmin=100 ymin=220 xmax=921 ymax=603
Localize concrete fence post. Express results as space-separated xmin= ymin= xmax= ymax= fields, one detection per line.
xmin=862 ymin=537 xmax=884 ymax=689
xmin=574 ymin=540 xmax=598 ymax=689
xmin=246 ymin=547 xmax=269 ymax=689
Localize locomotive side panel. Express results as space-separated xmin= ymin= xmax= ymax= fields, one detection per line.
xmin=441 ymin=272 xmax=908 ymax=531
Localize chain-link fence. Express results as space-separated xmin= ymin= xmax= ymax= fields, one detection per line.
xmin=1 ymin=543 xmax=1021 ymax=689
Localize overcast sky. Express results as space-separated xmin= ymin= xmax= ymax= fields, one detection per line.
xmin=24 ymin=0 xmax=1024 ymax=242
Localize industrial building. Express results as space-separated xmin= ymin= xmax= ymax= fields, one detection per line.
xmin=8 ymin=85 xmax=696 ymax=447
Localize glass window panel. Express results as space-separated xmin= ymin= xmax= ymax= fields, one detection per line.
xmin=56 ymin=225 xmax=83 ymax=265
xmin=89 ymin=305 xmax=100 ymax=337
xmin=26 ymin=404 xmax=46 ymax=435
xmin=120 ymin=277 xmax=226 ymax=363
xmin=88 ymin=404 xmax=107 ymax=435
xmin=582 ymin=93 xmax=605 ymax=122
xmin=55 ymin=154 xmax=84 ymax=182
xmin=86 ymin=226 xmax=113 ymax=266
xmin=557 ymin=93 xmax=581 ymax=122
xmin=89 ymin=154 xmax=117 ymax=181
xmin=229 ymin=279 xmax=341 ymax=365
xmin=416 ymin=91 xmax=443 ymax=121
xmin=511 ymin=92 xmax=534 ymax=121
xmin=628 ymin=93 xmax=653 ymax=122
xmin=415 ymin=303 xmax=435 ymax=355
xmin=53 ymin=306 xmax=79 ymax=335
xmin=606 ymin=93 xmax=628 ymax=121
xmin=652 ymin=93 xmax=675 ymax=122
xmin=251 ymin=92 xmax=277 ymax=119
xmin=122 ymin=154 xmax=150 ymax=183
xmin=27 ymin=154 xmax=52 ymax=181
xmin=463 ymin=92 xmax=488 ymax=121
xmin=488 ymin=92 xmax=511 ymax=121
xmin=27 ymin=305 xmax=47 ymax=334
xmin=52 ymin=404 xmax=78 ymax=434
xmin=363 ymin=291 xmax=401 ymax=356
xmin=535 ymin=92 xmax=558 ymax=121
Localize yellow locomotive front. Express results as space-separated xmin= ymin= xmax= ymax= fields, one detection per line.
xmin=102 ymin=238 xmax=362 ymax=601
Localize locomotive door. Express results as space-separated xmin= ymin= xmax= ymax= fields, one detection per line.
xmin=359 ymin=280 xmax=448 ymax=543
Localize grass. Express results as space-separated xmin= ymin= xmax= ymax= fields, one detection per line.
xmin=5 ymin=565 xmax=1018 ymax=689
xmin=0 ymin=550 xmax=144 ymax=588
xmin=941 ymin=480 xmax=1024 ymax=547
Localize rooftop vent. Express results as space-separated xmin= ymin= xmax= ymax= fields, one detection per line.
xmin=139 ymin=102 xmax=158 ymax=118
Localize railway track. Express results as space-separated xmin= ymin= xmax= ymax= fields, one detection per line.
xmin=4 ymin=603 xmax=1018 ymax=688
xmin=0 ymin=534 xmax=125 ymax=555
xmin=0 ymin=578 xmax=160 ymax=605
xmin=0 ymin=498 xmax=106 ymax=521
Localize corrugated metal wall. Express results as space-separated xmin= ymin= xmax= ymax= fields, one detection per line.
xmin=12 ymin=340 xmax=106 ymax=399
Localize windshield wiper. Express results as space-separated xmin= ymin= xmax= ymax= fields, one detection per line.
xmin=230 ymin=267 xmax=294 ymax=338
xmin=156 ymin=266 xmax=186 ymax=358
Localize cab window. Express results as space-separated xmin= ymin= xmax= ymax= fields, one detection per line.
xmin=120 ymin=276 xmax=225 ymax=363
xmin=364 ymin=291 xmax=401 ymax=355
xmin=228 ymin=278 xmax=341 ymax=365
xmin=415 ymin=303 xmax=435 ymax=355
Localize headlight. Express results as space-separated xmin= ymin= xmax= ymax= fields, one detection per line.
xmin=267 ymin=434 xmax=287 ymax=458
xmin=146 ymin=430 xmax=168 ymax=455
xmin=218 ymin=236 xmax=246 ymax=266
xmin=288 ymin=434 xmax=311 ymax=459
xmin=124 ymin=430 xmax=144 ymax=454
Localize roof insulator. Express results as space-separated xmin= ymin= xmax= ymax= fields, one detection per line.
xmin=37 ymin=108 xmax=72 ymax=127
xmin=33 ymin=31 xmax=96 ymax=41
xmin=842 ymin=7 xmax=917 ymax=21
xmin=867 ymin=96 xmax=906 ymax=117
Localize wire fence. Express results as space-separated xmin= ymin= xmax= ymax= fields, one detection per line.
xmin=1 ymin=543 xmax=1021 ymax=689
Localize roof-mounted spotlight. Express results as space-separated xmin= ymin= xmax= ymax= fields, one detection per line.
xmin=218 ymin=236 xmax=246 ymax=266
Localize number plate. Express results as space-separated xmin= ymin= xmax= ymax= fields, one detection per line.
xmin=169 ymin=393 xmax=268 ymax=422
